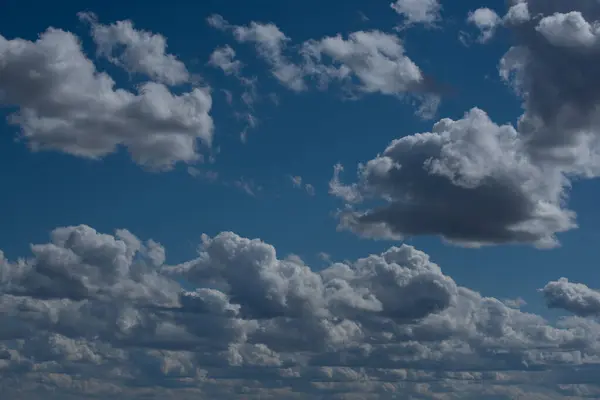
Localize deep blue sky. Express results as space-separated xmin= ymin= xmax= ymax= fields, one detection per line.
xmin=1 ymin=0 xmax=599 ymax=319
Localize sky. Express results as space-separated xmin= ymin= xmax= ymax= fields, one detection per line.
xmin=2 ymin=0 xmax=600 ymax=398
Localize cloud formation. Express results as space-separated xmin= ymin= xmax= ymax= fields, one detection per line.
xmin=207 ymin=15 xmax=439 ymax=116
xmin=390 ymin=0 xmax=442 ymax=27
xmin=79 ymin=12 xmax=191 ymax=85
xmin=0 ymin=23 xmax=213 ymax=169
xmin=467 ymin=8 xmax=501 ymax=43
xmin=330 ymin=108 xmax=575 ymax=247
xmin=542 ymin=278 xmax=600 ymax=317
xmin=1 ymin=225 xmax=600 ymax=398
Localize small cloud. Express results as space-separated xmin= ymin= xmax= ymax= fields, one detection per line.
xmin=188 ymin=167 xmax=219 ymax=182
xmin=234 ymin=178 xmax=261 ymax=197
xmin=503 ymin=297 xmax=527 ymax=308
xmin=290 ymin=175 xmax=316 ymax=196
xmin=317 ymin=252 xmax=332 ymax=263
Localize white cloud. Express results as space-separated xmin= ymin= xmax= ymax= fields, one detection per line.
xmin=467 ymin=8 xmax=501 ymax=43
xmin=207 ymin=14 xmax=306 ymax=92
xmin=0 ymin=25 xmax=213 ymax=169
xmin=208 ymin=45 xmax=243 ymax=76
xmin=79 ymin=12 xmax=190 ymax=85
xmin=2 ymin=225 xmax=600 ymax=398
xmin=390 ymin=0 xmax=441 ymax=27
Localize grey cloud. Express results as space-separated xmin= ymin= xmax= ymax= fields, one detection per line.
xmin=3 ymin=225 xmax=600 ymax=398
xmin=331 ymin=108 xmax=576 ymax=247
xmin=0 ymin=26 xmax=213 ymax=169
xmin=542 ymin=278 xmax=600 ymax=317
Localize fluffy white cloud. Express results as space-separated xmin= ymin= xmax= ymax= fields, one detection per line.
xmin=208 ymin=45 xmax=243 ymax=76
xmin=79 ymin=12 xmax=190 ymax=85
xmin=0 ymin=24 xmax=213 ymax=169
xmin=1 ymin=225 xmax=600 ymax=398
xmin=467 ymin=8 xmax=501 ymax=42
xmin=301 ymin=30 xmax=425 ymax=97
xmin=390 ymin=0 xmax=441 ymax=26
xmin=330 ymin=108 xmax=576 ymax=247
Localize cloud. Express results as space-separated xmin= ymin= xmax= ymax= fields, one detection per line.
xmin=79 ymin=12 xmax=190 ymax=86
xmin=289 ymin=176 xmax=316 ymax=196
xmin=330 ymin=108 xmax=576 ymax=248
xmin=498 ymin=0 xmax=600 ymax=172
xmin=2 ymin=225 xmax=600 ymax=398
xmin=467 ymin=8 xmax=501 ymax=42
xmin=207 ymin=15 xmax=440 ymax=116
xmin=390 ymin=0 xmax=442 ymax=27
xmin=301 ymin=30 xmax=430 ymax=99
xmin=542 ymin=278 xmax=600 ymax=317
xmin=208 ymin=45 xmax=243 ymax=76
xmin=0 ymin=24 xmax=213 ymax=169
xmin=207 ymin=14 xmax=306 ymax=92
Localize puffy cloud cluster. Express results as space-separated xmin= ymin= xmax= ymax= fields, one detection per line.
xmin=207 ymin=15 xmax=439 ymax=117
xmin=1 ymin=225 xmax=600 ymax=398
xmin=333 ymin=0 xmax=600 ymax=247
xmin=0 ymin=19 xmax=212 ymax=169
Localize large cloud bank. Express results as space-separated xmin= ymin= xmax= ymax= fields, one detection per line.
xmin=1 ymin=224 xmax=599 ymax=399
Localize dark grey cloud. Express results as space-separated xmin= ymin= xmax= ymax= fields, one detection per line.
xmin=330 ymin=108 xmax=575 ymax=247
xmin=500 ymin=0 xmax=600 ymax=171
xmin=2 ymin=225 xmax=600 ymax=398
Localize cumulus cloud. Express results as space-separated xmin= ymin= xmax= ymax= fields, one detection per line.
xmin=390 ymin=0 xmax=442 ymax=27
xmin=1 ymin=225 xmax=600 ymax=398
xmin=331 ymin=0 xmax=600 ymax=247
xmin=498 ymin=0 xmax=600 ymax=172
xmin=330 ymin=108 xmax=576 ymax=247
xmin=542 ymin=278 xmax=600 ymax=317
xmin=0 ymin=24 xmax=213 ymax=169
xmin=79 ymin=12 xmax=191 ymax=85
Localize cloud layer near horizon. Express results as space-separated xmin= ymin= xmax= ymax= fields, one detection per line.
xmin=1 ymin=224 xmax=599 ymax=399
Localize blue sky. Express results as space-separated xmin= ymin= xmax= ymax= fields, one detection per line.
xmin=2 ymin=0 xmax=600 ymax=398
